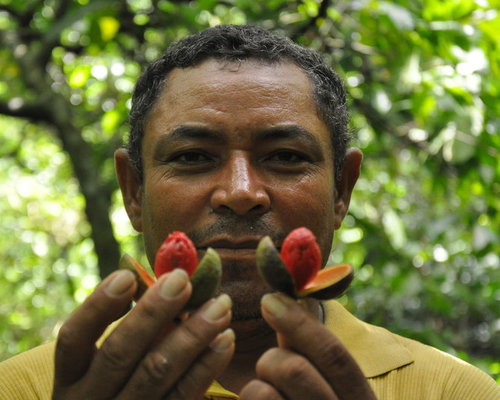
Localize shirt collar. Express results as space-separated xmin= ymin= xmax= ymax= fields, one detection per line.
xmin=205 ymin=380 xmax=239 ymax=399
xmin=323 ymin=300 xmax=414 ymax=378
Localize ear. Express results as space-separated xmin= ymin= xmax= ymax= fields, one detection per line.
xmin=115 ymin=148 xmax=143 ymax=232
xmin=333 ymin=148 xmax=363 ymax=230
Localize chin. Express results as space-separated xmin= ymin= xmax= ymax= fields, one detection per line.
xmin=211 ymin=257 xmax=269 ymax=321
xmin=217 ymin=280 xmax=271 ymax=322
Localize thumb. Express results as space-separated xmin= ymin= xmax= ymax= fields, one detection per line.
xmin=260 ymin=292 xmax=376 ymax=400
xmin=260 ymin=293 xmax=309 ymax=350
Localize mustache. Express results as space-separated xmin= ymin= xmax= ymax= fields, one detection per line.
xmin=186 ymin=215 xmax=286 ymax=248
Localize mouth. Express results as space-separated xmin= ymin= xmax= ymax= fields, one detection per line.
xmin=196 ymin=237 xmax=265 ymax=260
xmin=199 ymin=237 xmax=261 ymax=249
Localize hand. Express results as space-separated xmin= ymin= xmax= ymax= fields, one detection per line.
xmin=239 ymin=293 xmax=376 ymax=400
xmin=53 ymin=269 xmax=234 ymax=400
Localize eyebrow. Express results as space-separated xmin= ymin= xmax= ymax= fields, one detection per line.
xmin=153 ymin=126 xmax=225 ymax=156
xmin=153 ymin=124 xmax=326 ymax=155
xmin=159 ymin=125 xmax=225 ymax=144
xmin=255 ymin=126 xmax=325 ymax=153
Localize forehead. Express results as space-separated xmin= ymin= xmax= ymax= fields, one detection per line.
xmin=144 ymin=59 xmax=332 ymax=154
xmin=161 ymin=58 xmax=314 ymax=105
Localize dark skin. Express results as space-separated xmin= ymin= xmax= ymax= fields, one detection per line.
xmin=53 ymin=59 xmax=376 ymax=399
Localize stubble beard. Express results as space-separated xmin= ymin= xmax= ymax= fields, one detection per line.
xmin=216 ymin=260 xmax=272 ymax=322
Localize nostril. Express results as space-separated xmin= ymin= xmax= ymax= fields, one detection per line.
xmin=249 ymin=204 xmax=266 ymax=214
xmin=212 ymin=201 xmax=268 ymax=216
xmin=213 ymin=204 xmax=232 ymax=214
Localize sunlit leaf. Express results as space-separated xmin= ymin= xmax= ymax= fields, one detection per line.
xmin=68 ymin=65 xmax=90 ymax=88
xmin=101 ymin=109 xmax=121 ymax=132
xmin=98 ymin=16 xmax=120 ymax=42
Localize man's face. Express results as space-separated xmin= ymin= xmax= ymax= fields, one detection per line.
xmin=125 ymin=59 xmax=341 ymax=320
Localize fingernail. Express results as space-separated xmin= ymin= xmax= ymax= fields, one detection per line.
xmin=160 ymin=269 xmax=189 ymax=299
xmin=261 ymin=293 xmax=293 ymax=318
xmin=202 ymin=294 xmax=232 ymax=322
xmin=106 ymin=270 xmax=135 ymax=297
xmin=210 ymin=328 xmax=235 ymax=353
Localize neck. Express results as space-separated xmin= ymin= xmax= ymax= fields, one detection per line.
xmin=218 ymin=299 xmax=322 ymax=393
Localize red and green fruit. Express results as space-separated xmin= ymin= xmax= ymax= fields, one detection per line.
xmin=120 ymin=231 xmax=222 ymax=309
xmin=256 ymin=227 xmax=353 ymax=299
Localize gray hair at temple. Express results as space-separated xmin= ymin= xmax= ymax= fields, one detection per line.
xmin=128 ymin=24 xmax=350 ymax=184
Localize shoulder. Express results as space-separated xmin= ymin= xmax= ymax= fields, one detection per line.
xmin=389 ymin=333 xmax=500 ymax=399
xmin=0 ymin=341 xmax=55 ymax=400
xmin=322 ymin=301 xmax=499 ymax=399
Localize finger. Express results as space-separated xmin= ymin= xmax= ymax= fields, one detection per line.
xmin=54 ymin=269 xmax=137 ymax=388
xmin=239 ymin=379 xmax=284 ymax=400
xmin=81 ymin=269 xmax=193 ymax=398
xmin=256 ymin=347 xmax=338 ymax=400
xmin=119 ymin=294 xmax=232 ymax=398
xmin=168 ymin=328 xmax=236 ymax=400
xmin=261 ymin=293 xmax=377 ymax=400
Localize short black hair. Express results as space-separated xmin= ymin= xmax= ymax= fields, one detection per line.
xmin=128 ymin=24 xmax=349 ymax=183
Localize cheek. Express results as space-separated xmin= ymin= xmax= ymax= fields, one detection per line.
xmin=146 ymin=181 xmax=209 ymax=226
xmin=141 ymin=181 xmax=210 ymax=260
xmin=274 ymin=177 xmax=335 ymax=252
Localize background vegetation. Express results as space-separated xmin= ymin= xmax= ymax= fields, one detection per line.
xmin=0 ymin=0 xmax=498 ymax=381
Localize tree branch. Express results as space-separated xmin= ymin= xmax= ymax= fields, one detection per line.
xmin=48 ymin=94 xmax=120 ymax=279
xmin=0 ymin=3 xmax=40 ymax=29
xmin=53 ymin=0 xmax=70 ymax=21
xmin=0 ymin=100 xmax=52 ymax=124
xmin=291 ymin=0 xmax=331 ymax=41
xmin=0 ymin=5 xmax=22 ymax=20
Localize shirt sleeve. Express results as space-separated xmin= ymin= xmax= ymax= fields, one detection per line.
xmin=444 ymin=357 xmax=500 ymax=400
xmin=0 ymin=342 xmax=55 ymax=400
xmin=368 ymin=335 xmax=500 ymax=399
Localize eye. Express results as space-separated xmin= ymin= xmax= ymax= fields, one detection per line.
xmin=268 ymin=151 xmax=309 ymax=164
xmin=170 ymin=151 xmax=213 ymax=164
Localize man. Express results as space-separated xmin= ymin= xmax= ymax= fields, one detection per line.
xmin=0 ymin=25 xmax=498 ymax=399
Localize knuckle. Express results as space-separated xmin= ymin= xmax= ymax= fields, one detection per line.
xmin=178 ymin=321 xmax=207 ymax=349
xmin=137 ymin=295 xmax=162 ymax=321
xmin=139 ymin=351 xmax=170 ymax=384
xmin=98 ymin=341 xmax=130 ymax=372
xmin=280 ymin=355 xmax=310 ymax=381
xmin=317 ymin=340 xmax=352 ymax=371
xmin=55 ymin=323 xmax=81 ymax=355
xmin=294 ymin=310 xmax=315 ymax=333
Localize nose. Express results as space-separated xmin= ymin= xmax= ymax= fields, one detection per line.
xmin=210 ymin=153 xmax=271 ymax=216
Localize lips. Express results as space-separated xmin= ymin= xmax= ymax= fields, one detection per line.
xmin=195 ymin=236 xmax=282 ymax=282
xmin=196 ymin=237 xmax=270 ymax=262
xmin=198 ymin=238 xmax=261 ymax=250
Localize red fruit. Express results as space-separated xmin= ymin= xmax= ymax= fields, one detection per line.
xmin=280 ymin=227 xmax=322 ymax=290
xmin=154 ymin=231 xmax=198 ymax=278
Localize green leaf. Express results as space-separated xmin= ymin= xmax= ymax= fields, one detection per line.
xmin=98 ymin=16 xmax=120 ymax=41
xmin=101 ymin=109 xmax=121 ymax=132
xmin=68 ymin=65 xmax=90 ymax=88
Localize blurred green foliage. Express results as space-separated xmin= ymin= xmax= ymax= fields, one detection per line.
xmin=0 ymin=0 xmax=498 ymax=382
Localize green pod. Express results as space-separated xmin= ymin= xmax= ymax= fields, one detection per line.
xmin=186 ymin=247 xmax=222 ymax=309
xmin=256 ymin=235 xmax=354 ymax=300
xmin=256 ymin=236 xmax=296 ymax=297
